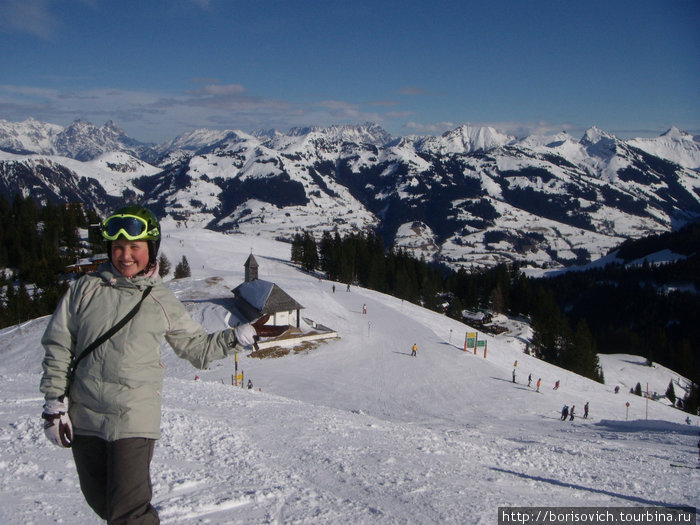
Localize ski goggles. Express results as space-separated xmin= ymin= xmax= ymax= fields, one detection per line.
xmin=101 ymin=214 xmax=159 ymax=241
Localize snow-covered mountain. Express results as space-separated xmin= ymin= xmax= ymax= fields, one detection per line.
xmin=0 ymin=228 xmax=697 ymax=523
xmin=0 ymin=117 xmax=63 ymax=154
xmin=0 ymin=118 xmax=152 ymax=160
xmin=628 ymin=127 xmax=700 ymax=171
xmin=2 ymin=118 xmax=700 ymax=271
xmin=414 ymin=124 xmax=515 ymax=155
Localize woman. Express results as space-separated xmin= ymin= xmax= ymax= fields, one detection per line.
xmin=40 ymin=205 xmax=259 ymax=524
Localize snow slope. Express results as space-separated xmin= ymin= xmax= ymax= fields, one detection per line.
xmin=0 ymin=228 xmax=698 ymax=524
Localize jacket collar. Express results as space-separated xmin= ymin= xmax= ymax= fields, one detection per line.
xmin=97 ymin=263 xmax=160 ymax=289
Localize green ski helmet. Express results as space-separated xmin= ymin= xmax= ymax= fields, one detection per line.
xmin=101 ymin=205 xmax=161 ymax=265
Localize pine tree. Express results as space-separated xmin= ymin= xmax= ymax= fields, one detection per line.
xmin=510 ymin=270 xmax=534 ymax=316
xmin=367 ymin=250 xmax=387 ymax=292
xmin=319 ymin=231 xmax=340 ymax=280
xmin=174 ymin=256 xmax=191 ymax=278
xmin=301 ymin=231 xmax=318 ymax=272
xmin=683 ymin=382 xmax=699 ymax=415
xmin=665 ymin=380 xmax=676 ymax=404
xmin=531 ymin=287 xmax=565 ymax=365
xmin=158 ymin=254 xmax=171 ymax=278
xmin=489 ymin=283 xmax=506 ymax=314
xmin=12 ymin=282 xmax=33 ymax=325
xmin=290 ymin=233 xmax=303 ymax=265
xmin=339 ymin=234 xmax=357 ymax=285
xmin=562 ymin=319 xmax=603 ymax=382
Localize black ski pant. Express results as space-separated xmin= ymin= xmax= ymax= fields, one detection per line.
xmin=71 ymin=434 xmax=159 ymax=524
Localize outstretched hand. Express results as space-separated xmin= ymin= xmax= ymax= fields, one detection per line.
xmin=233 ymin=315 xmax=287 ymax=349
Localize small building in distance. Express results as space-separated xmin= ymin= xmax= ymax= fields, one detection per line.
xmin=230 ymin=253 xmax=338 ymax=350
xmin=231 ymin=254 xmax=304 ymax=327
xmin=65 ymin=253 xmax=109 ymax=274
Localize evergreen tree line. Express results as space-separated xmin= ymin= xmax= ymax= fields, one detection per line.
xmin=291 ymin=230 xmax=444 ymax=309
xmin=0 ymin=194 xmax=101 ymax=327
xmin=292 ymin=228 xmax=699 ymax=414
xmin=157 ymin=254 xmax=190 ymax=279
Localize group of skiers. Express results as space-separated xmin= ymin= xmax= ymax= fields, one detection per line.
xmin=561 ymin=402 xmax=590 ymax=421
xmin=510 ymin=366 xmax=592 ymax=421
xmin=513 ymin=370 xmax=542 ymax=392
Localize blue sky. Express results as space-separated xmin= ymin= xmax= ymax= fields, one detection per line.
xmin=1 ymin=0 xmax=698 ymax=143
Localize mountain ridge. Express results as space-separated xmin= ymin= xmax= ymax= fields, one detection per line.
xmin=1 ymin=117 xmax=699 ymax=271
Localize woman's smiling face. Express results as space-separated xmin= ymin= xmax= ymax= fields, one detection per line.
xmin=110 ymin=240 xmax=149 ymax=277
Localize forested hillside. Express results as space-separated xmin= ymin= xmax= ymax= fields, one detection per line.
xmin=0 ymin=195 xmax=101 ymax=325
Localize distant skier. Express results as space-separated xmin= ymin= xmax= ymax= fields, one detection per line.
xmin=247 ymin=379 xmax=253 ymax=390
xmin=528 ymin=374 xmax=532 ymax=387
xmin=411 ymin=343 xmax=417 ymax=357
xmin=584 ymin=402 xmax=589 ymax=419
xmin=561 ymin=405 xmax=569 ymax=421
xmin=553 ymin=380 xmax=560 ymax=390
xmin=512 ymin=369 xmax=516 ymax=383
xmin=536 ymin=378 xmax=541 ymax=392
xmin=362 ymin=304 xmax=367 ymax=314
xmin=569 ymin=405 xmax=575 ymax=421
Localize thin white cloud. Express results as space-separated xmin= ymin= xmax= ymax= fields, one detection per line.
xmin=398 ymin=86 xmax=430 ymax=96
xmin=404 ymin=121 xmax=456 ymax=134
xmin=404 ymin=119 xmax=588 ymax=139
xmin=0 ymin=0 xmax=58 ymax=40
xmin=185 ymin=84 xmax=247 ymax=97
xmin=316 ymin=100 xmax=360 ymax=111
xmin=366 ymin=100 xmax=399 ymax=108
xmin=482 ymin=120 xmax=580 ymax=138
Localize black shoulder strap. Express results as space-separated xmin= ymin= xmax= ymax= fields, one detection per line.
xmin=67 ymin=286 xmax=153 ymax=385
